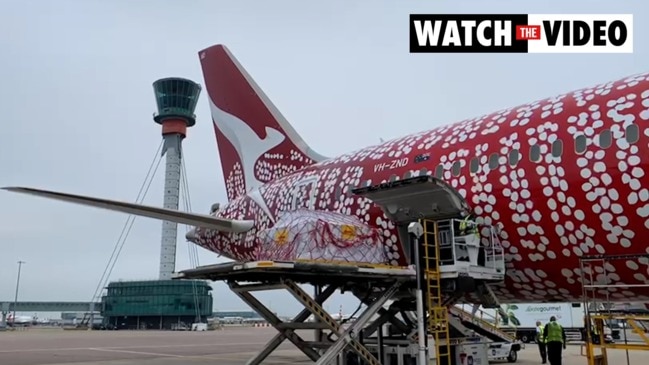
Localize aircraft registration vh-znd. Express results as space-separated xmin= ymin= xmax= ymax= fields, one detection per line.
xmin=4 ymin=44 xmax=649 ymax=304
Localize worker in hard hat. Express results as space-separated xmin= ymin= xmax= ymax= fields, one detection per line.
xmin=536 ymin=320 xmax=547 ymax=364
xmin=543 ymin=316 xmax=567 ymax=365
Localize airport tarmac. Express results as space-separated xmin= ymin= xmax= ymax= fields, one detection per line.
xmin=0 ymin=327 xmax=646 ymax=365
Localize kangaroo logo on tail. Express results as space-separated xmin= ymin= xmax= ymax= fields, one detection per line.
xmin=199 ymin=44 xmax=327 ymax=201
xmin=209 ymin=98 xmax=285 ymax=194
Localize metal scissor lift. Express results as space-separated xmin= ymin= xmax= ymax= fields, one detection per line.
xmin=175 ymin=176 xmax=510 ymax=364
xmin=174 ymin=260 xmax=416 ymax=365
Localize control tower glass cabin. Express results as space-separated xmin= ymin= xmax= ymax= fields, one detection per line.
xmin=153 ymin=77 xmax=202 ymax=126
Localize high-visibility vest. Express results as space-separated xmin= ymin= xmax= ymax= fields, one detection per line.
xmin=546 ymin=321 xmax=563 ymax=343
xmin=584 ymin=316 xmax=600 ymax=335
xmin=537 ymin=325 xmax=546 ymax=343
xmin=459 ymin=215 xmax=477 ymax=233
xmin=459 ymin=216 xmax=470 ymax=231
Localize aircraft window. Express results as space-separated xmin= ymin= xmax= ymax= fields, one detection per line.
xmin=452 ymin=161 xmax=461 ymax=176
xmin=508 ymin=149 xmax=520 ymax=166
xmin=470 ymin=158 xmax=479 ymax=173
xmin=530 ymin=144 xmax=541 ymax=162
xmin=488 ymin=153 xmax=499 ymax=169
xmin=435 ymin=164 xmax=444 ymax=178
xmin=626 ymin=124 xmax=639 ymax=144
xmin=575 ymin=135 xmax=587 ymax=154
xmin=599 ymin=129 xmax=612 ymax=149
xmin=551 ymin=139 xmax=563 ymax=157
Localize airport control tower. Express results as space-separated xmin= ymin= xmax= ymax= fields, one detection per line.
xmin=100 ymin=77 xmax=212 ymax=331
xmin=152 ymin=77 xmax=202 ymax=280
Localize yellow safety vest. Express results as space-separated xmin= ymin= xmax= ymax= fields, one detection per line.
xmin=459 ymin=216 xmax=469 ymax=231
xmin=537 ymin=325 xmax=546 ymax=343
xmin=584 ymin=316 xmax=599 ymax=335
xmin=459 ymin=216 xmax=477 ymax=233
xmin=546 ymin=321 xmax=563 ymax=343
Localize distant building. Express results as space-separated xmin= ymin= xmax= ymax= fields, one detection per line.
xmin=213 ymin=311 xmax=260 ymax=319
xmin=101 ymin=280 xmax=213 ymax=330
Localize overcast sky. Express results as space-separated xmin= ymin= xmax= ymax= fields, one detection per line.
xmin=1 ymin=0 xmax=648 ymax=318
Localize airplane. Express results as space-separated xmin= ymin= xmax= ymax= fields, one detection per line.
xmin=4 ymin=44 xmax=649 ymax=306
xmin=306 ymin=313 xmax=356 ymax=323
xmin=7 ymin=313 xmax=36 ymax=326
xmin=331 ymin=313 xmax=357 ymax=322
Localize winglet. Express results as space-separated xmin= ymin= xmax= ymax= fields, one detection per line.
xmin=2 ymin=187 xmax=254 ymax=233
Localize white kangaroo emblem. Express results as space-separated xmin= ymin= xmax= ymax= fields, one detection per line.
xmin=209 ymin=97 xmax=284 ymax=221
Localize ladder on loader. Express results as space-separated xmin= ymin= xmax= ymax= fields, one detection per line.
xmin=352 ymin=175 xmax=510 ymax=364
xmin=423 ymin=219 xmax=451 ymax=365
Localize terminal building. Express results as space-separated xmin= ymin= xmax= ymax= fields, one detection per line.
xmin=212 ymin=310 xmax=259 ymax=319
xmin=100 ymin=280 xmax=213 ymax=330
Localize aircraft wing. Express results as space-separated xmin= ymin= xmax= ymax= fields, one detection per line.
xmin=1 ymin=187 xmax=254 ymax=233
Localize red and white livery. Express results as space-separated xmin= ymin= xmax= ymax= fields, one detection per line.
xmin=5 ymin=44 xmax=649 ymax=304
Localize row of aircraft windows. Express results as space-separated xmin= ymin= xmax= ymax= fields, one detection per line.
xmin=435 ymin=124 xmax=640 ymax=178
xmin=329 ymin=124 xmax=641 ymax=200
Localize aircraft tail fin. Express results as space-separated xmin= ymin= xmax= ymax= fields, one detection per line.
xmin=198 ymin=45 xmax=327 ymax=202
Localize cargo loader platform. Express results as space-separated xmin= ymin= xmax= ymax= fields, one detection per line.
xmin=175 ymin=259 xmax=520 ymax=364
xmin=174 ymin=176 xmax=516 ymax=364
xmin=175 ymin=260 xmax=417 ymax=286
xmin=175 ymin=260 xmax=416 ymax=365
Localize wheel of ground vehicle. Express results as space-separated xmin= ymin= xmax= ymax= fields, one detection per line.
xmin=507 ymin=350 xmax=518 ymax=363
xmin=520 ymin=334 xmax=529 ymax=343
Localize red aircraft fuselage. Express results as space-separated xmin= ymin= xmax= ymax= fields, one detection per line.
xmin=5 ymin=45 xmax=647 ymax=305
xmin=191 ymin=44 xmax=649 ymax=304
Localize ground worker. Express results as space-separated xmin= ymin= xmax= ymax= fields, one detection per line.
xmin=543 ymin=316 xmax=567 ymax=365
xmin=584 ymin=315 xmax=602 ymax=344
xmin=536 ymin=320 xmax=547 ymax=364
xmin=458 ymin=215 xmax=478 ymax=236
xmin=458 ymin=214 xmax=487 ymax=265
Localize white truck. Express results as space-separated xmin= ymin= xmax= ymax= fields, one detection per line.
xmin=473 ymin=302 xmax=619 ymax=343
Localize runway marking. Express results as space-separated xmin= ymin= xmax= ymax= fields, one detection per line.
xmin=88 ymin=348 xmax=187 ymax=358
xmin=197 ymin=352 xmax=311 ymax=364
xmin=0 ymin=342 xmax=268 ymax=353
xmin=0 ymin=347 xmax=89 ymax=353
xmin=101 ymin=342 xmax=268 ymax=350
xmin=87 ymin=347 xmax=307 ymax=362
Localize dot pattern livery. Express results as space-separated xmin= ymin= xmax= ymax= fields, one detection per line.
xmin=194 ymin=71 xmax=649 ymax=303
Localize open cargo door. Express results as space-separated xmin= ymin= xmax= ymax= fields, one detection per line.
xmin=352 ymin=175 xmax=471 ymax=262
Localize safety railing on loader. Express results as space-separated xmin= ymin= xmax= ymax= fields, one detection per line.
xmin=434 ymin=218 xmax=505 ymax=274
xmin=450 ymin=305 xmax=518 ymax=343
xmin=580 ymin=253 xmax=649 ymax=365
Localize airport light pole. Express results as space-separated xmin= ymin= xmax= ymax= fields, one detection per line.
xmin=12 ymin=261 xmax=25 ymax=324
